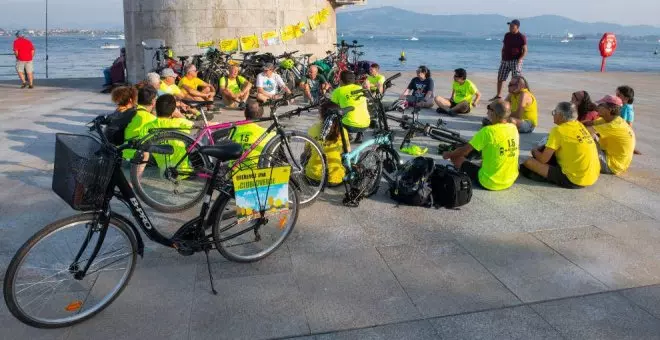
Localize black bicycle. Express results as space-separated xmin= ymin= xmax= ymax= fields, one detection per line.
xmin=3 ymin=117 xmax=299 ymax=328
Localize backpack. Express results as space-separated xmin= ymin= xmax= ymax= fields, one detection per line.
xmin=431 ymin=164 xmax=472 ymax=209
xmin=389 ymin=157 xmax=435 ymax=207
xmin=220 ymin=76 xmax=243 ymax=91
xmin=103 ymin=108 xmax=136 ymax=146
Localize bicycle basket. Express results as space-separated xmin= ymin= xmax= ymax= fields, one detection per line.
xmin=52 ymin=133 xmax=117 ymax=211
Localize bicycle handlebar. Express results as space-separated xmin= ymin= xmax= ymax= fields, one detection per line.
xmin=277 ymin=50 xmax=299 ymax=58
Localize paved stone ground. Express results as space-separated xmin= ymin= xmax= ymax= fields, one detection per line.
xmin=0 ymin=72 xmax=659 ymax=340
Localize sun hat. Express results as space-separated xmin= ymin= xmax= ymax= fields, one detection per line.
xmin=595 ymin=95 xmax=623 ymax=106
xmin=160 ymin=68 xmax=176 ymax=78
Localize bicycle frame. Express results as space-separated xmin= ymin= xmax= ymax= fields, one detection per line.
xmin=339 ymin=131 xmax=393 ymax=181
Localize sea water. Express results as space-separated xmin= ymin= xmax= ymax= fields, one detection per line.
xmin=0 ymin=34 xmax=659 ymax=80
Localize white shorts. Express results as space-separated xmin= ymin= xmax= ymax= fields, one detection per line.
xmin=16 ymin=61 xmax=34 ymax=74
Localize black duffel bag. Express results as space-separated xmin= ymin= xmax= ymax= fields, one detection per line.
xmin=389 ymin=157 xmax=435 ymax=207
xmin=431 ymin=164 xmax=472 ymax=209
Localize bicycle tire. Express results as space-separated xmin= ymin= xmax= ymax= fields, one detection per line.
xmin=4 ymin=213 xmax=138 ymax=328
xmin=376 ymin=145 xmax=401 ymax=186
xmin=130 ymin=131 xmax=211 ymax=213
xmin=349 ymin=148 xmax=383 ymax=198
xmin=282 ymin=70 xmax=297 ymax=92
xmin=258 ymin=131 xmax=327 ymax=208
xmin=212 ymin=184 xmax=299 ymax=263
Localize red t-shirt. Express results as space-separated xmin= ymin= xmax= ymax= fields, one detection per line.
xmin=502 ymin=32 xmax=527 ymax=61
xmin=13 ymin=38 xmax=35 ymax=62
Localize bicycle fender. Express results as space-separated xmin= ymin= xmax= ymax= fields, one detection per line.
xmin=111 ymin=212 xmax=145 ymax=257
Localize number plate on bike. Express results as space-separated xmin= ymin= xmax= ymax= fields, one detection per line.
xmin=232 ymin=166 xmax=291 ymax=224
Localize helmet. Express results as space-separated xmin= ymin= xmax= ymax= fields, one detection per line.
xmin=279 ymin=58 xmax=295 ymax=70
xmin=390 ymin=99 xmax=408 ymax=112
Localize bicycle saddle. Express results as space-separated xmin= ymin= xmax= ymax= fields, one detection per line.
xmin=181 ymin=100 xmax=214 ymax=108
xmin=302 ymin=53 xmax=314 ymax=58
xmin=198 ymin=141 xmax=243 ymax=162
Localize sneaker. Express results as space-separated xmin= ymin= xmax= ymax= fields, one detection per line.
xmin=436 ymin=107 xmax=448 ymax=114
xmin=488 ymin=96 xmax=502 ymax=101
xmin=28 ymin=84 xmax=34 ymax=89
xmin=20 ymin=83 xmax=27 ymax=89
xmin=353 ymin=132 xmax=364 ymax=144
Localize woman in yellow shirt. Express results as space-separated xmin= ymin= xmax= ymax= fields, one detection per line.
xmin=305 ymin=102 xmax=350 ymax=186
xmin=505 ymin=76 xmax=538 ymax=133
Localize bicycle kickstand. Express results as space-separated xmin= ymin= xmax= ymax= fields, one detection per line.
xmin=204 ymin=249 xmax=218 ymax=295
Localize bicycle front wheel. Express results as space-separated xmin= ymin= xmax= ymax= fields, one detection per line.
xmin=351 ymin=148 xmax=383 ymax=198
xmin=212 ymin=183 xmax=299 ymax=262
xmin=376 ymin=145 xmax=401 ymax=186
xmin=259 ymin=132 xmax=327 ymax=207
xmin=130 ymin=131 xmax=211 ymax=213
xmin=4 ymin=213 xmax=137 ymax=328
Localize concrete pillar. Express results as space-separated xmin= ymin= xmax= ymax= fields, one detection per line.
xmin=123 ymin=0 xmax=339 ymax=83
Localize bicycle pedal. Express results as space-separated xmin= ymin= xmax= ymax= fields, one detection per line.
xmin=172 ymin=240 xmax=195 ymax=256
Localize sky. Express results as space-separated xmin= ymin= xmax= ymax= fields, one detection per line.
xmin=0 ymin=0 xmax=658 ymax=29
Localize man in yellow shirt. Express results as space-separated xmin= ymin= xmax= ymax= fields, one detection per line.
xmin=178 ymin=64 xmax=215 ymax=102
xmin=363 ymin=63 xmax=385 ymax=94
xmin=443 ymin=100 xmax=519 ymax=191
xmin=159 ymin=68 xmax=185 ymax=100
xmin=123 ymin=84 xmax=158 ymax=160
xmin=587 ymin=95 xmax=635 ymax=175
xmin=504 ymin=76 xmax=537 ymax=133
xmin=435 ymin=68 xmax=481 ymax=116
xmin=229 ymin=100 xmax=275 ymax=167
xmin=219 ymin=64 xmax=252 ymax=110
xmin=330 ymin=70 xmax=371 ymax=143
xmin=521 ymin=102 xmax=600 ymax=188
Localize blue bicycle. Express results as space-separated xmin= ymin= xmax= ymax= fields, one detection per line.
xmin=321 ymin=73 xmax=403 ymax=207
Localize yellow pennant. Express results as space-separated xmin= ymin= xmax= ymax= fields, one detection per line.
xmin=281 ymin=25 xmax=297 ymax=42
xmin=262 ymin=30 xmax=280 ymax=47
xmin=294 ymin=21 xmax=308 ymax=38
xmin=197 ymin=40 xmax=214 ymax=49
xmin=240 ymin=34 xmax=260 ymax=51
xmin=219 ymin=38 xmax=239 ymax=53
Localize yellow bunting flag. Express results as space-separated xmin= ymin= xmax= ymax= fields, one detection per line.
xmin=262 ymin=30 xmax=280 ymax=47
xmin=240 ymin=34 xmax=260 ymax=51
xmin=281 ymin=25 xmax=296 ymax=42
xmin=294 ymin=21 xmax=308 ymax=38
xmin=219 ymin=38 xmax=239 ymax=53
xmin=318 ymin=7 xmax=331 ymax=24
xmin=197 ymin=40 xmax=214 ymax=49
xmin=309 ymin=13 xmax=321 ymax=30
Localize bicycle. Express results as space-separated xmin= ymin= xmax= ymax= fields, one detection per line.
xmin=130 ymin=96 xmax=327 ymax=213
xmin=320 ymin=73 xmax=403 ymax=207
xmin=3 ymin=116 xmax=299 ymax=328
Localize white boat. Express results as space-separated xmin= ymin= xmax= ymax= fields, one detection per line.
xmin=410 ymin=36 xmax=419 ymax=41
xmin=485 ymin=38 xmax=493 ymax=41
xmin=101 ymin=43 xmax=120 ymax=49
xmin=118 ymin=34 xmax=125 ymax=40
xmin=560 ymin=39 xmax=570 ymax=43
xmin=567 ymin=32 xmax=574 ymax=39
xmin=369 ymin=35 xmax=374 ymax=39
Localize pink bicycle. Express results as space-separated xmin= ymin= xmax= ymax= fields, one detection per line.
xmin=129 ymin=96 xmax=327 ymax=213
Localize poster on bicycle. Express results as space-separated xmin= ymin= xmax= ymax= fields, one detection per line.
xmin=232 ymin=166 xmax=291 ymax=225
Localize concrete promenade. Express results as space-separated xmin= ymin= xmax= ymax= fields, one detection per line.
xmin=0 ymin=72 xmax=659 ymax=339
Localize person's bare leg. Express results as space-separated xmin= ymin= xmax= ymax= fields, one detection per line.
xmin=434 ymin=96 xmax=451 ymax=110
xmin=27 ymin=72 xmax=34 ymax=86
xmin=302 ymin=83 xmax=313 ymax=102
xmin=452 ymin=101 xmax=471 ymax=114
xmin=495 ymin=80 xmax=505 ymax=99
xmin=418 ymin=98 xmax=434 ymax=109
xmin=449 ymin=155 xmax=466 ymax=169
xmin=17 ymin=67 xmax=26 ymax=85
xmin=523 ymin=158 xmax=550 ymax=178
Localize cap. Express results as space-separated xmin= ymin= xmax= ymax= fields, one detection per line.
xmin=596 ymin=95 xmax=623 ymax=106
xmin=507 ymin=19 xmax=521 ymax=27
xmin=15 ymin=30 xmax=24 ymax=37
xmin=263 ymin=62 xmax=275 ymax=71
xmin=160 ymin=68 xmax=176 ymax=78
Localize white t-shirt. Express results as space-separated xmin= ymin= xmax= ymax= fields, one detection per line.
xmin=256 ymin=73 xmax=286 ymax=95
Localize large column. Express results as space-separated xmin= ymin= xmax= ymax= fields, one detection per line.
xmin=123 ymin=0 xmax=338 ymax=83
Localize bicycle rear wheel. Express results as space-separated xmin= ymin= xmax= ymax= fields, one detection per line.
xmin=4 ymin=213 xmax=137 ymax=328
xmin=212 ymin=184 xmax=299 ymax=263
xmin=376 ymin=145 xmax=401 ymax=186
xmin=349 ymin=148 xmax=383 ymax=198
xmin=130 ymin=131 xmax=211 ymax=213
xmin=259 ymin=132 xmax=327 ymax=207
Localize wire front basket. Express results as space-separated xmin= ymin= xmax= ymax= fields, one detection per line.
xmin=52 ymin=133 xmax=117 ymax=211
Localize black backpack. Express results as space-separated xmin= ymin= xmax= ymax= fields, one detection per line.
xmin=389 ymin=157 xmax=435 ymax=207
xmin=103 ymin=108 xmax=137 ymax=146
xmin=431 ymin=164 xmax=472 ymax=209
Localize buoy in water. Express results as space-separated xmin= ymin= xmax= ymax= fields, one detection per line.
xmin=398 ymin=50 xmax=406 ymax=62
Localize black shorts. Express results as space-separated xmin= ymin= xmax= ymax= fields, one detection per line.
xmin=460 ymin=161 xmax=482 ymax=188
xmin=449 ymin=100 xmax=471 ymax=113
xmin=547 ymin=165 xmax=583 ymax=189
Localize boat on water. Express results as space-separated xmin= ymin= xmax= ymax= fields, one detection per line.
xmin=560 ymin=39 xmax=570 ymax=43
xmin=101 ymin=43 xmax=120 ymax=49
xmin=410 ymin=36 xmax=419 ymax=41
xmin=485 ymin=38 xmax=493 ymax=41
xmin=118 ymin=34 xmax=125 ymax=40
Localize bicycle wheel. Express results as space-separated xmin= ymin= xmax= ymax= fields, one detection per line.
xmin=212 ymin=183 xmax=299 ymax=262
xmin=350 ymin=148 xmax=383 ymax=198
xmin=281 ymin=69 xmax=297 ymax=92
xmin=4 ymin=213 xmax=137 ymax=328
xmin=131 ymin=131 xmax=211 ymax=213
xmin=258 ymin=132 xmax=327 ymax=208
xmin=376 ymin=145 xmax=401 ymax=186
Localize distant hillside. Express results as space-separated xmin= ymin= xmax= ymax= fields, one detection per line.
xmin=337 ymin=7 xmax=660 ymax=37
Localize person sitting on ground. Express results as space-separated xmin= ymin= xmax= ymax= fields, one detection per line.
xmin=299 ymin=65 xmax=330 ymax=104
xmin=105 ymin=86 xmax=138 ymax=145
xmin=586 ymin=95 xmax=636 ymax=175
xmin=331 ymin=70 xmax=371 ymax=144
xmin=103 ymin=47 xmax=126 ymax=88
xmin=123 ymin=84 xmax=158 ymax=160
xmin=443 ymin=100 xmax=519 ymax=191
xmin=504 ymin=76 xmax=537 ymax=133
xmin=399 ymin=65 xmax=434 ymax=108
xmin=571 ymin=91 xmax=599 ymax=123
xmin=178 ymin=64 xmax=215 ymax=102
xmin=159 ymin=68 xmax=185 ymax=100
xmin=435 ymin=68 xmax=481 ymax=116
xmin=305 ymin=101 xmax=351 ymax=186
xmin=363 ymin=63 xmax=385 ymax=94
xmin=229 ymin=100 xmax=276 ymax=167
xmin=255 ymin=63 xmax=292 ymax=103
xmin=219 ymin=64 xmax=252 ymax=110
xmin=615 ymin=85 xmax=642 ymax=155
xmin=148 ymin=71 xmax=200 ymax=120
xmin=521 ymin=102 xmax=600 ymax=189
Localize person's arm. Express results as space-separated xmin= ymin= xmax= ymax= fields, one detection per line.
xmin=512 ymin=92 xmax=526 ymax=118
xmin=239 ymin=79 xmax=252 ymax=97
xmin=276 ymin=74 xmax=291 ymax=94
xmin=401 ymin=79 xmax=414 ymax=99
xmin=532 ymin=147 xmax=555 ymax=164
xmin=473 ymin=91 xmax=482 ymax=107
xmin=180 ymin=82 xmax=206 ymax=98
xmin=443 ymin=143 xmax=474 ymax=160
xmin=377 ymin=78 xmax=385 ymax=94
xmin=425 ymin=79 xmax=435 ymax=100
xmin=519 ymin=35 xmax=528 ymax=61
xmin=501 ymin=36 xmax=506 ymax=60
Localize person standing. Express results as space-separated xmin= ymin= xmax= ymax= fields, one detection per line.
xmin=491 ymin=19 xmax=527 ymax=101
xmin=13 ymin=31 xmax=35 ymax=89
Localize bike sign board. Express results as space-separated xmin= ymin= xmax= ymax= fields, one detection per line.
xmin=232 ymin=166 xmax=291 ymax=224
